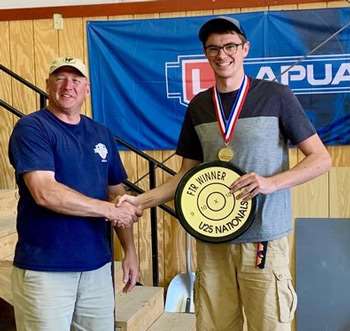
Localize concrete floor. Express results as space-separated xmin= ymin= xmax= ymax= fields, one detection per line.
xmin=0 ymin=299 xmax=16 ymax=331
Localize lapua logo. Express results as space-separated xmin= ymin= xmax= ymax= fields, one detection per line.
xmin=165 ymin=53 xmax=350 ymax=106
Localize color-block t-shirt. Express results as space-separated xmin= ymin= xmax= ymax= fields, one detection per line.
xmin=176 ymin=78 xmax=316 ymax=243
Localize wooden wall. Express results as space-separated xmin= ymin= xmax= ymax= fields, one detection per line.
xmin=0 ymin=1 xmax=349 ymax=304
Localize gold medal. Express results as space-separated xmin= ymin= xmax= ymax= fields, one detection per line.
xmin=218 ymin=146 xmax=234 ymax=162
xmin=212 ymin=75 xmax=250 ymax=165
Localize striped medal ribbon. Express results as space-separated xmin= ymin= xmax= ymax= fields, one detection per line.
xmin=212 ymin=75 xmax=251 ymax=162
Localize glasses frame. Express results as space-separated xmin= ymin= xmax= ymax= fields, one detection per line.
xmin=204 ymin=42 xmax=244 ymax=57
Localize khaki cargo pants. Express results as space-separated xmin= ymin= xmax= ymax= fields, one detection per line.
xmin=195 ymin=236 xmax=297 ymax=331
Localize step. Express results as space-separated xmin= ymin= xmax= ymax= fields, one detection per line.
xmin=0 ymin=189 xmax=18 ymax=219
xmin=0 ymin=228 xmax=17 ymax=260
xmin=0 ymin=212 xmax=17 ymax=260
xmin=0 ymin=260 xmax=13 ymax=305
xmin=148 ymin=312 xmax=196 ymax=331
xmin=0 ymin=213 xmax=17 ymax=239
xmin=0 ymin=189 xmax=18 ymax=261
xmin=116 ymin=286 xmax=164 ymax=331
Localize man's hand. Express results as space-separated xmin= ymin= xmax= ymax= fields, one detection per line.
xmin=230 ymin=172 xmax=277 ymax=201
xmin=117 ymin=194 xmax=140 ymax=209
xmin=108 ymin=201 xmax=140 ymax=228
xmin=121 ymin=248 xmax=139 ymax=293
xmin=114 ymin=195 xmax=143 ymax=228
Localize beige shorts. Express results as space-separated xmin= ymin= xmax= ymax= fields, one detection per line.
xmin=11 ymin=262 xmax=114 ymax=331
xmin=195 ymin=236 xmax=297 ymax=331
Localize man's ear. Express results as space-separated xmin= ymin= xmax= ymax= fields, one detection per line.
xmin=242 ymin=41 xmax=250 ymax=58
xmin=203 ymin=47 xmax=208 ymax=59
xmin=86 ymin=82 xmax=91 ymax=96
xmin=45 ymin=78 xmax=49 ymax=93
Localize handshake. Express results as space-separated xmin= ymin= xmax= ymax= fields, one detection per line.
xmin=108 ymin=194 xmax=142 ymax=229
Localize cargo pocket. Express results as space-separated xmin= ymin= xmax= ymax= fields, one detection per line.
xmin=274 ymin=270 xmax=297 ymax=323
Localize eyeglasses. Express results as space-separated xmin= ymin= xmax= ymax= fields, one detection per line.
xmin=205 ymin=43 xmax=243 ymax=57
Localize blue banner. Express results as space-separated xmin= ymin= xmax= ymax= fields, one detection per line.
xmin=87 ymin=8 xmax=350 ymax=150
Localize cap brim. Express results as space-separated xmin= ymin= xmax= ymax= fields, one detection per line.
xmin=49 ymin=64 xmax=87 ymax=77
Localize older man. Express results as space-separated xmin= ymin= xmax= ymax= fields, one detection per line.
xmin=9 ymin=57 xmax=139 ymax=331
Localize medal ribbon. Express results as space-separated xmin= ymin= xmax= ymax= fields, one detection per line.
xmin=212 ymin=75 xmax=250 ymax=144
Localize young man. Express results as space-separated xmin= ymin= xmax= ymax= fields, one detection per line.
xmin=9 ymin=57 xmax=140 ymax=331
xmin=119 ymin=17 xmax=331 ymax=330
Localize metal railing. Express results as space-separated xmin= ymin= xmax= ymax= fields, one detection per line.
xmin=0 ymin=64 xmax=47 ymax=109
xmin=0 ymin=63 xmax=178 ymax=286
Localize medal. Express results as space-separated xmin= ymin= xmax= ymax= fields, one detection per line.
xmin=212 ymin=75 xmax=250 ymax=162
xmin=218 ymin=146 xmax=234 ymax=162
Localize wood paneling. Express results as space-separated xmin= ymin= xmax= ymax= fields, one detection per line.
xmin=0 ymin=22 xmax=15 ymax=189
xmin=298 ymin=1 xmax=327 ymax=8
xmin=241 ymin=6 xmax=269 ymax=12
xmin=329 ymin=167 xmax=350 ymax=217
xmin=59 ymin=18 xmax=84 ymax=59
xmin=33 ymin=19 xmax=59 ymax=91
xmin=136 ymin=153 xmax=153 ymax=285
xmin=328 ymin=145 xmax=350 ymax=167
xmin=59 ymin=18 xmax=86 ymax=114
xmin=327 ymin=0 xmax=350 ymax=7
xmin=9 ymin=20 xmax=37 ymax=114
xmin=161 ymin=153 xmax=185 ymax=286
xmin=292 ymin=173 xmax=329 ymax=218
xmin=269 ymin=4 xmax=298 ymax=10
xmin=214 ymin=8 xmax=241 ymax=15
xmin=119 ymin=150 xmax=139 ymax=262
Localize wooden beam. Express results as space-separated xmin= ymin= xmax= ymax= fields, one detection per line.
xmin=0 ymin=0 xmax=345 ymax=21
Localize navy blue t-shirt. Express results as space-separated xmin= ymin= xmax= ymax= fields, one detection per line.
xmin=9 ymin=109 xmax=127 ymax=271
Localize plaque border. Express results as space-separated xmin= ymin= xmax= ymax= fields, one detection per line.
xmin=175 ymin=160 xmax=257 ymax=243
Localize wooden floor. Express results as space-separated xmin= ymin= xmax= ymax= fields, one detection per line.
xmin=0 ymin=299 xmax=16 ymax=331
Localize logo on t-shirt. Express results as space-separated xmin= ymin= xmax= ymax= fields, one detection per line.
xmin=94 ymin=143 xmax=108 ymax=162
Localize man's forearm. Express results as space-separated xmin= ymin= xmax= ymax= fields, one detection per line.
xmin=118 ymin=157 xmax=200 ymax=211
xmin=269 ymin=134 xmax=332 ymax=192
xmin=115 ymin=226 xmax=135 ymax=253
xmin=24 ymin=171 xmax=138 ymax=224
xmin=138 ymin=174 xmax=181 ymax=209
xmin=271 ymin=150 xmax=331 ymax=191
xmin=32 ymin=180 xmax=117 ymax=219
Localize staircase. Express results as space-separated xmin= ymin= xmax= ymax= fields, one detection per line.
xmin=114 ymin=261 xmax=195 ymax=330
xmin=0 ymin=189 xmax=196 ymax=330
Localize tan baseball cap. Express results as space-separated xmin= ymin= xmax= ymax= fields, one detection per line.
xmin=49 ymin=57 xmax=88 ymax=77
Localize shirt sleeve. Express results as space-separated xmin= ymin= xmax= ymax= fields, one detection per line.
xmin=279 ymin=85 xmax=316 ymax=145
xmin=8 ymin=118 xmax=55 ymax=176
xmin=176 ymin=109 xmax=203 ymax=162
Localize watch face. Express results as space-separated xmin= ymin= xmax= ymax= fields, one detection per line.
xmin=175 ymin=161 xmax=256 ymax=243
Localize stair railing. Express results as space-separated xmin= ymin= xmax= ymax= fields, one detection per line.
xmin=0 ymin=64 xmax=47 ymax=109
